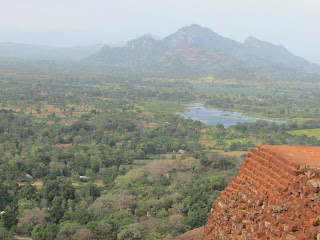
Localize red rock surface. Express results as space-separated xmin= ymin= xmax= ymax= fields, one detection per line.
xmin=164 ymin=227 xmax=204 ymax=240
xmin=203 ymin=145 xmax=320 ymax=240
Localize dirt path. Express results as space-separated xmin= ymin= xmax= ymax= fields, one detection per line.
xmin=14 ymin=236 xmax=32 ymax=240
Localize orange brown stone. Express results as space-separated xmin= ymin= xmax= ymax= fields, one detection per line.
xmin=203 ymin=145 xmax=320 ymax=239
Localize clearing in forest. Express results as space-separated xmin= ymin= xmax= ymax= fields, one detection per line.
xmin=286 ymin=128 xmax=320 ymax=140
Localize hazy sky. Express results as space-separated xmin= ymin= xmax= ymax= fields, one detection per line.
xmin=1 ymin=0 xmax=320 ymax=63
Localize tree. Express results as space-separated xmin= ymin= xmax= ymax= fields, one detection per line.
xmin=117 ymin=224 xmax=143 ymax=240
xmin=61 ymin=182 xmax=75 ymax=201
xmin=103 ymin=166 xmax=118 ymax=187
xmin=17 ymin=208 xmax=46 ymax=234
xmin=0 ymin=226 xmax=13 ymax=240
xmin=215 ymin=123 xmax=225 ymax=136
xmin=42 ymin=180 xmax=60 ymax=202
xmin=0 ymin=184 xmax=11 ymax=210
xmin=88 ymin=190 xmax=132 ymax=216
xmin=114 ymin=168 xmax=147 ymax=188
xmin=186 ymin=208 xmax=208 ymax=228
xmin=17 ymin=198 xmax=38 ymax=216
xmin=21 ymin=184 xmax=39 ymax=201
xmin=55 ymin=222 xmax=81 ymax=240
xmin=73 ymin=229 xmax=94 ymax=240
xmin=46 ymin=224 xmax=59 ymax=240
xmin=1 ymin=212 xmax=17 ymax=230
xmin=50 ymin=196 xmax=67 ymax=223
xmin=182 ymin=157 xmax=202 ymax=172
xmin=67 ymin=209 xmax=94 ymax=225
xmin=70 ymin=107 xmax=75 ymax=118
xmin=93 ymin=222 xmax=112 ymax=240
xmin=31 ymin=224 xmax=47 ymax=240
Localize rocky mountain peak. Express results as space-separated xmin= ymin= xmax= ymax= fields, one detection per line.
xmin=87 ymin=24 xmax=320 ymax=79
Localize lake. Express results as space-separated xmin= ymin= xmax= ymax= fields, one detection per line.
xmin=179 ymin=103 xmax=286 ymax=127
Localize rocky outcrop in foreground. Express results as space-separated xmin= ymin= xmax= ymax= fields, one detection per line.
xmin=204 ymin=145 xmax=320 ymax=239
xmin=167 ymin=145 xmax=320 ymax=240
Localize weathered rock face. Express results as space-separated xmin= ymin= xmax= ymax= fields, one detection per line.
xmin=203 ymin=145 xmax=320 ymax=240
xmin=164 ymin=227 xmax=204 ymax=240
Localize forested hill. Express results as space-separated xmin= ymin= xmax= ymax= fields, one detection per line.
xmin=87 ymin=24 xmax=320 ymax=81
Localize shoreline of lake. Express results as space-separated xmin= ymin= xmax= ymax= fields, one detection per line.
xmin=179 ymin=103 xmax=286 ymax=127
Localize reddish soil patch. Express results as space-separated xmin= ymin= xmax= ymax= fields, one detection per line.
xmin=164 ymin=227 xmax=204 ymax=240
xmin=31 ymin=182 xmax=43 ymax=189
xmin=64 ymin=119 xmax=78 ymax=126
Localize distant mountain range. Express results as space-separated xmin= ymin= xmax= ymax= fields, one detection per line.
xmin=1 ymin=24 xmax=320 ymax=81
xmin=87 ymin=24 xmax=320 ymax=81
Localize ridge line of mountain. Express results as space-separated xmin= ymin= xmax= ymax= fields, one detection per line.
xmin=1 ymin=24 xmax=320 ymax=81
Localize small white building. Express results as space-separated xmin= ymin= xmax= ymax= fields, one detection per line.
xmin=26 ymin=174 xmax=34 ymax=180
xmin=79 ymin=176 xmax=90 ymax=181
xmin=178 ymin=149 xmax=186 ymax=154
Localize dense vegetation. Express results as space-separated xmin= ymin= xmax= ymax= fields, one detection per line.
xmin=0 ymin=61 xmax=320 ymax=239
